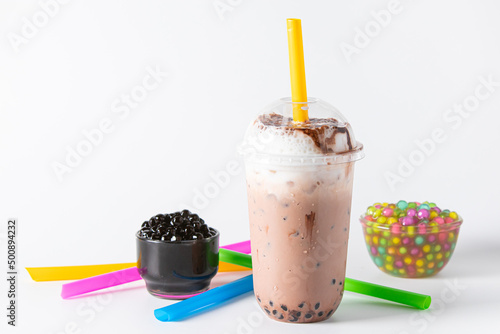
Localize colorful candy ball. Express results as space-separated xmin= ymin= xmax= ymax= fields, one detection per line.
xmin=360 ymin=201 xmax=462 ymax=278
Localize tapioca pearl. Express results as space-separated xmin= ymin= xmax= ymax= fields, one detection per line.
xmin=272 ymin=309 xmax=277 ymax=315
xmin=407 ymin=208 xmax=417 ymax=217
xmin=382 ymin=208 xmax=393 ymax=217
xmin=380 ymin=238 xmax=387 ymax=246
xmin=393 ymin=208 xmax=403 ymax=217
xmin=326 ymin=309 xmax=334 ymax=317
xmin=397 ymin=200 xmax=408 ymax=210
xmin=416 ymin=259 xmax=425 ymax=267
xmin=278 ymin=314 xmax=284 ymax=320
xmin=280 ymin=304 xmax=288 ymax=311
xmin=427 ymin=262 xmax=435 ymax=269
xmin=438 ymin=232 xmax=447 ymax=242
xmin=378 ymin=247 xmax=386 ymax=255
xmin=331 ymin=278 xmax=336 ymax=285
xmin=415 ymin=236 xmax=424 ymax=245
xmin=402 ymin=237 xmax=411 ymax=245
xmin=364 ymin=235 xmax=371 ymax=243
xmin=436 ymin=253 xmax=443 ymax=260
xmin=392 ymin=237 xmax=401 ymax=245
xmin=374 ymin=257 xmax=383 ymax=267
xmin=434 ymin=245 xmax=442 ymax=252
xmin=269 ymin=300 xmax=274 ymax=307
xmin=264 ymin=307 xmax=271 ymax=314
xmin=385 ymin=263 xmax=394 ymax=271
xmin=401 ymin=216 xmax=415 ymax=226
xmin=445 ymin=251 xmax=451 ymax=258
xmin=318 ymin=311 xmax=324 ymax=317
xmin=408 ymin=202 xmax=417 ymax=209
xmin=398 ymin=268 xmax=406 ymax=275
xmin=449 ymin=211 xmax=458 ymax=220
xmin=426 ymin=254 xmax=434 ymax=261
xmin=427 ymin=235 xmax=436 ymax=243
xmin=385 ymin=255 xmax=394 ymax=263
xmin=366 ymin=206 xmax=376 ymax=215
xmin=373 ymin=209 xmax=382 ymax=218
xmin=391 ymin=224 xmax=401 ymax=234
xmin=314 ymin=302 xmax=320 ymax=310
xmin=383 ymin=231 xmax=391 ymax=238
xmin=423 ymin=245 xmax=431 ymax=253
xmin=410 ymin=247 xmax=419 ymax=256
xmin=298 ymin=302 xmax=305 ymax=308
xmin=365 ymin=215 xmax=376 ymax=222
xmin=434 ymin=217 xmax=444 ymax=225
xmin=437 ymin=261 xmax=444 ymax=268
xmin=443 ymin=243 xmax=451 ymax=250
xmin=399 ymin=247 xmax=407 ymax=255
xmin=417 ymin=267 xmax=425 ymax=274
xmin=305 ymin=313 xmax=313 ymax=319
xmin=366 ymin=227 xmax=373 ymax=235
xmin=387 ymin=247 xmax=396 ymax=255
xmin=372 ymin=236 xmax=379 ymax=245
xmin=404 ymin=256 xmax=413 ymax=265
xmin=407 ymin=265 xmax=416 ymax=273
xmin=394 ymin=260 xmax=404 ymax=268
xmin=407 ymin=226 xmax=416 ymax=235
xmin=445 ymin=217 xmax=455 ymax=224
xmin=377 ymin=217 xmax=387 ymax=224
xmin=418 ymin=203 xmax=430 ymax=210
xmin=387 ymin=217 xmax=398 ymax=225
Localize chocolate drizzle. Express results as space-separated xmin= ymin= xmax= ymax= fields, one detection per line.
xmin=305 ymin=211 xmax=316 ymax=239
xmin=257 ymin=113 xmax=353 ymax=154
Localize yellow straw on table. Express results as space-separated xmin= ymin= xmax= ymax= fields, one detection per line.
xmin=26 ymin=261 xmax=250 ymax=282
xmin=287 ymin=18 xmax=309 ymax=123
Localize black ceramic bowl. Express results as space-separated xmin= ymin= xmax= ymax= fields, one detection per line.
xmin=136 ymin=229 xmax=219 ymax=298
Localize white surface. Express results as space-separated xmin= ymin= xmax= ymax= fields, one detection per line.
xmin=1 ymin=0 xmax=499 ymax=333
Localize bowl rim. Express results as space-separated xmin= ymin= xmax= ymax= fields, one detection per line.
xmin=136 ymin=227 xmax=220 ymax=244
xmin=359 ymin=215 xmax=463 ymax=233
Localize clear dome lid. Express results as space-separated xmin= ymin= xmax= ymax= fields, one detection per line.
xmin=239 ymin=97 xmax=364 ymax=165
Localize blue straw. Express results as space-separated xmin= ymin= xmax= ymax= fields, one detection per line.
xmin=154 ymin=274 xmax=254 ymax=322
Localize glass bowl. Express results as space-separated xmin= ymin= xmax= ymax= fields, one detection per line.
xmin=360 ymin=216 xmax=462 ymax=278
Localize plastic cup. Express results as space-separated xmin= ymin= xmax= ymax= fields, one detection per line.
xmin=239 ymin=98 xmax=364 ymax=323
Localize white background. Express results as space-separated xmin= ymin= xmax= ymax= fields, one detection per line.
xmin=1 ymin=0 xmax=500 ymax=333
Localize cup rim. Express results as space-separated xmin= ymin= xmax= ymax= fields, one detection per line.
xmin=136 ymin=227 xmax=220 ymax=244
xmin=359 ymin=216 xmax=463 ymax=232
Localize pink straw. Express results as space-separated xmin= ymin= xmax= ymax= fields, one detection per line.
xmin=61 ymin=240 xmax=251 ymax=299
xmin=220 ymin=240 xmax=251 ymax=254
xmin=61 ymin=267 xmax=141 ymax=299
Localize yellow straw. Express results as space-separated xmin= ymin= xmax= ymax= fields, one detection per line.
xmin=287 ymin=18 xmax=308 ymax=122
xmin=26 ymin=262 xmax=250 ymax=282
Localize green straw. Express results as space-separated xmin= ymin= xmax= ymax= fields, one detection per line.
xmin=219 ymin=248 xmax=431 ymax=310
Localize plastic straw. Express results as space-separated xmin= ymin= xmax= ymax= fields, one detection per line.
xmin=61 ymin=267 xmax=141 ymax=299
xmin=219 ymin=249 xmax=431 ymax=310
xmin=219 ymin=249 xmax=253 ymax=269
xmin=345 ymin=278 xmax=431 ymax=310
xmin=28 ymin=240 xmax=252 ymax=282
xmin=154 ymin=275 xmax=253 ymax=321
xmin=287 ymin=18 xmax=308 ymax=122
xmin=26 ymin=263 xmax=137 ymax=282
xmin=220 ymin=240 xmax=251 ymax=254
